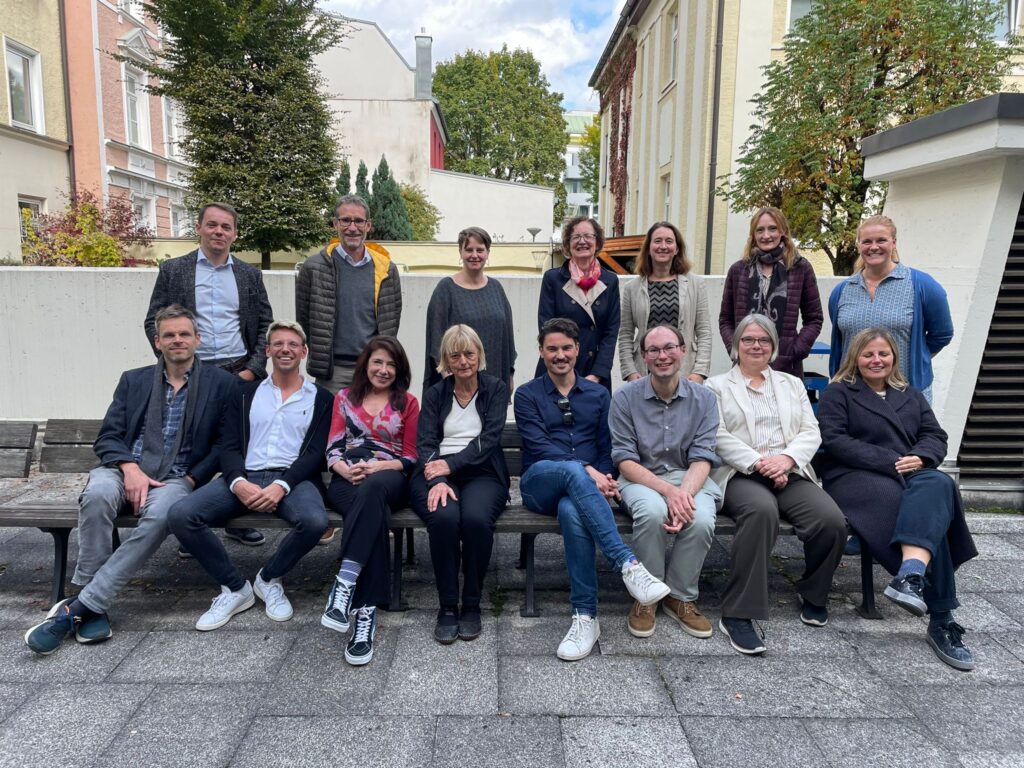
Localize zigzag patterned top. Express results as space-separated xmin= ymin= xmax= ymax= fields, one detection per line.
xmin=647 ymin=277 xmax=679 ymax=329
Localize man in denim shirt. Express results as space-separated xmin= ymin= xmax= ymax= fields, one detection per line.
xmin=514 ymin=318 xmax=670 ymax=661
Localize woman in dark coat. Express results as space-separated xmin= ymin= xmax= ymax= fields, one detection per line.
xmin=719 ymin=207 xmax=823 ymax=378
xmin=819 ymin=328 xmax=978 ymax=671
xmin=536 ymin=216 xmax=620 ymax=390
xmin=411 ymin=325 xmax=510 ymax=645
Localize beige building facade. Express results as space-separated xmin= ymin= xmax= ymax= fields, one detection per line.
xmin=0 ymin=0 xmax=71 ymax=262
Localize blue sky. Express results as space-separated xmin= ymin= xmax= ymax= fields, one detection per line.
xmin=320 ymin=0 xmax=625 ymax=110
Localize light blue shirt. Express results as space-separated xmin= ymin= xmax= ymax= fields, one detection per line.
xmin=337 ymin=245 xmax=372 ymax=267
xmin=194 ymin=249 xmax=247 ymax=361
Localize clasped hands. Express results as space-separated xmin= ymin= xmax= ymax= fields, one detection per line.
xmin=753 ymin=454 xmax=796 ymax=490
xmin=232 ymin=479 xmax=285 ymax=513
xmin=333 ymin=458 xmax=390 ymax=486
xmin=895 ymin=455 xmax=924 ymax=475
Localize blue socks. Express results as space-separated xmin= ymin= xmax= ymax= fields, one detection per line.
xmin=896 ymin=558 xmax=926 ymax=579
xmin=338 ymin=559 xmax=362 ymax=586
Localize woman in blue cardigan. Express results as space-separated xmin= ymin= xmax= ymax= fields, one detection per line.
xmin=536 ymin=216 xmax=620 ymax=390
xmin=828 ymin=215 xmax=953 ymax=402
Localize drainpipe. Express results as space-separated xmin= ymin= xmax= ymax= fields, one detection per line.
xmin=704 ymin=0 xmax=725 ymax=274
xmin=58 ymin=0 xmax=77 ymax=195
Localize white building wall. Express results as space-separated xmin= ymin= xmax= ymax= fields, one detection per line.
xmin=327 ymin=99 xmax=433 ymax=189
xmin=428 ymin=170 xmax=556 ymax=244
xmin=0 ymin=133 xmax=70 ymax=262
xmin=316 ymin=20 xmax=415 ymax=101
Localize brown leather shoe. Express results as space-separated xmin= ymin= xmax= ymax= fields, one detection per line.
xmin=627 ymin=600 xmax=656 ymax=638
xmin=662 ymin=595 xmax=713 ymax=638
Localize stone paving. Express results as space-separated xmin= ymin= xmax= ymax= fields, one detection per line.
xmin=0 ymin=477 xmax=1022 ymax=767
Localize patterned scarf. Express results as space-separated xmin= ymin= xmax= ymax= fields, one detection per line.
xmin=568 ymin=258 xmax=601 ymax=292
xmin=746 ymin=246 xmax=789 ymax=329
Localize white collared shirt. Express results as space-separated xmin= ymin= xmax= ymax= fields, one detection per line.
xmin=241 ymin=376 xmax=317 ymax=490
xmin=194 ymin=248 xmax=247 ymax=361
xmin=336 ymin=244 xmax=372 ymax=268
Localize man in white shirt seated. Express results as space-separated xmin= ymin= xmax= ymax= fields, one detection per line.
xmin=167 ymin=320 xmax=334 ymax=629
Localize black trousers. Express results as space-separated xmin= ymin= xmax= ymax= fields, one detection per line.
xmin=410 ymin=466 xmax=507 ymax=608
xmin=325 ymin=469 xmax=408 ymax=609
xmin=720 ymin=474 xmax=847 ymax=620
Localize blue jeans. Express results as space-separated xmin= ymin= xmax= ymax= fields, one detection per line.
xmin=519 ymin=460 xmax=634 ymax=617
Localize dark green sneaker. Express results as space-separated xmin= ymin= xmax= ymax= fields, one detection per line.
xmin=24 ymin=598 xmax=79 ymax=655
xmin=76 ymin=612 xmax=113 ymax=644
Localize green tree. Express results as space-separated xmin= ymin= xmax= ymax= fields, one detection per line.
xmin=336 ymin=160 xmax=351 ymax=196
xmin=720 ymin=0 xmax=1020 ymax=274
xmin=399 ymin=183 xmax=442 ymax=240
xmin=355 ymin=160 xmax=370 ymax=200
xmin=133 ymin=1 xmax=341 ymax=269
xmin=434 ymin=46 xmax=566 ymax=226
xmin=578 ymin=114 xmax=601 ymax=202
xmin=369 ymin=156 xmax=414 ymax=241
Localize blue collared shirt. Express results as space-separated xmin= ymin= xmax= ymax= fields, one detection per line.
xmin=513 ymin=373 xmax=613 ymax=475
xmin=131 ymin=368 xmax=192 ymax=477
xmin=194 ymin=249 xmax=247 ymax=361
xmin=336 ymin=245 xmax=372 ymax=268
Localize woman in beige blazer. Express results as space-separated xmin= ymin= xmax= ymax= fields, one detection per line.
xmin=619 ymin=221 xmax=711 ymax=383
xmin=705 ymin=314 xmax=846 ymax=657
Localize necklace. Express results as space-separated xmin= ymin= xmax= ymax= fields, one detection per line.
xmin=454 ymin=387 xmax=477 ymax=407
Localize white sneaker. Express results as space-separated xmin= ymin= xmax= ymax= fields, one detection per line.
xmin=621 ymin=560 xmax=671 ymax=606
xmin=196 ymin=583 xmax=255 ymax=631
xmin=557 ymin=611 xmax=600 ymax=661
xmin=254 ymin=570 xmax=293 ymax=622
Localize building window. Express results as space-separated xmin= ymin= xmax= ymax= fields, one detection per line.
xmin=662 ymin=176 xmax=671 ymax=221
xmin=5 ymin=40 xmax=43 ymax=133
xmin=132 ymin=196 xmax=154 ymax=230
xmin=163 ymin=97 xmax=183 ymax=159
xmin=17 ymin=197 xmax=43 ymax=239
xmin=993 ymin=0 xmax=1019 ymax=39
xmin=124 ymin=68 xmax=151 ymax=149
xmin=120 ymin=0 xmax=147 ymax=21
xmin=663 ymin=9 xmax=679 ymax=85
xmin=171 ymin=205 xmax=190 ymax=238
xmin=789 ymin=0 xmax=814 ymax=31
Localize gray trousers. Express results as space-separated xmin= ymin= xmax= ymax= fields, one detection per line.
xmin=316 ymin=364 xmax=355 ymax=396
xmin=620 ymin=472 xmax=722 ymax=602
xmin=720 ymin=474 xmax=846 ymax=620
xmin=72 ymin=466 xmax=192 ymax=614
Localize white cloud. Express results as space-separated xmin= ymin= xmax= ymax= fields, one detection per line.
xmin=319 ymin=0 xmax=623 ymax=110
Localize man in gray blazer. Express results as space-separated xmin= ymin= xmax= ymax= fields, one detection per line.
xmin=144 ymin=201 xmax=273 ymax=547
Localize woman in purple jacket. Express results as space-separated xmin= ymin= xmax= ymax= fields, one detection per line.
xmin=719 ymin=207 xmax=824 ymax=377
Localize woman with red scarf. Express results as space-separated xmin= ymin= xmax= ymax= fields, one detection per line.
xmin=719 ymin=207 xmax=823 ymax=378
xmin=536 ymin=216 xmax=621 ymax=390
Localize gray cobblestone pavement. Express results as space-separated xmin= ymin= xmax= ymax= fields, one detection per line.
xmin=1 ymin=473 xmax=1022 ymax=767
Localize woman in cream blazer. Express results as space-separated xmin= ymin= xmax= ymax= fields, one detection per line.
xmin=704 ymin=314 xmax=846 ymax=656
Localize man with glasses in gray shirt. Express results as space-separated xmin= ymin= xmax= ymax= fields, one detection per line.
xmin=610 ymin=324 xmax=723 ymax=641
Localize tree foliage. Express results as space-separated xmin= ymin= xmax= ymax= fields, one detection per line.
xmin=21 ymin=189 xmax=152 ymax=267
xmin=336 ymin=159 xmax=351 ymax=196
xmin=133 ymin=0 xmax=342 ymax=268
xmin=400 ymin=183 xmax=442 ymax=240
xmin=369 ymin=156 xmax=414 ymax=241
xmin=434 ymin=45 xmax=566 ymax=225
xmin=578 ymin=114 xmax=601 ymax=202
xmin=355 ymin=160 xmax=370 ymax=200
xmin=720 ymin=0 xmax=1020 ymax=274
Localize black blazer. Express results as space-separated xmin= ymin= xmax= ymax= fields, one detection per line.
xmin=220 ymin=379 xmax=333 ymax=491
xmin=144 ymin=250 xmax=274 ymax=378
xmin=817 ymin=377 xmax=948 ymax=485
xmin=417 ymin=373 xmax=510 ymax=494
xmin=93 ymin=362 xmax=237 ymax=487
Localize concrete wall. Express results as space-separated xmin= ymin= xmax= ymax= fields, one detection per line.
xmin=1 ymin=267 xmax=848 ymax=421
xmin=428 ymin=171 xmax=556 ymax=244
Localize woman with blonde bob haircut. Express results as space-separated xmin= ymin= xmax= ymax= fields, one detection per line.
xmin=619 ymin=220 xmax=712 ymax=383
xmin=411 ymin=324 xmax=510 ymax=645
xmin=818 ymin=328 xmax=978 ymax=671
xmin=719 ymin=207 xmax=824 ymax=377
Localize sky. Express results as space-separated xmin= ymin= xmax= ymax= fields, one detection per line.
xmin=320 ymin=0 xmax=626 ymax=111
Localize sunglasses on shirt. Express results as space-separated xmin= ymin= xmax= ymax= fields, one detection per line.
xmin=556 ymin=395 xmax=574 ymax=426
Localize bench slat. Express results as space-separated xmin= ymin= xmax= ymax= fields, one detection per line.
xmin=0 ymin=422 xmax=37 ymax=449
xmin=0 ymin=449 xmax=32 ymax=479
xmin=44 ymin=419 xmax=103 ymax=445
xmin=40 ymin=446 xmax=99 ymax=474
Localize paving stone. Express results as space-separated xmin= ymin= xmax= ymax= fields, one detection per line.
xmin=954 ymin=560 xmax=1024 ymax=593
xmin=231 ymin=716 xmax=435 ymax=768
xmin=957 ymin=752 xmax=1024 ymax=767
xmin=107 ymin=630 xmax=294 ymax=683
xmin=662 ymin=656 xmax=903 ymax=718
xmin=497 ymin=613 xmax=574 ymax=656
xmin=950 ymin=595 xmax=1024 ymax=632
xmin=263 ymin=623 xmax=398 ymax=715
xmin=897 ymin=684 xmax=1024 ymax=752
xmin=380 ymin=614 xmax=499 ymax=715
xmin=99 ymin=683 xmax=266 ymax=768
xmin=852 ymin=631 xmax=1024 ymax=685
xmin=962 ymin=515 xmax=1024 ymax=534
xmin=0 ymin=683 xmax=37 ymax=724
xmin=561 ymin=716 xmax=697 ymax=768
xmin=983 ymin=592 xmax=1024 ymax=626
xmin=805 ymin=718 xmax=960 ymax=767
xmin=990 ymin=631 xmax=1024 ymax=664
xmin=969 ymin=533 xmax=1024 ymax=560
xmin=681 ymin=717 xmax=826 ymax=768
xmin=499 ymin=656 xmax=674 ymax=716
xmin=0 ymin=683 xmax=150 ymax=768
xmin=0 ymin=629 xmax=146 ymax=683
xmin=0 ymin=590 xmax=49 ymax=630
xmin=824 ymin=600 xmax=929 ymax=635
xmin=432 ymin=715 xmax=564 ymax=768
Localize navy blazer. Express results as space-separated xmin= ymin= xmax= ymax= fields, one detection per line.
xmin=536 ymin=263 xmax=620 ymax=386
xmin=220 ymin=380 xmax=334 ymax=492
xmin=817 ymin=377 xmax=947 ymax=484
xmin=144 ymin=250 xmax=274 ymax=378
xmin=93 ymin=362 xmax=237 ymax=487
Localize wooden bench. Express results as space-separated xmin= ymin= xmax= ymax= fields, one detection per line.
xmin=0 ymin=419 xmax=881 ymax=620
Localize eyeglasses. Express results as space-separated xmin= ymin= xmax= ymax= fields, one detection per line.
xmin=447 ymin=350 xmax=478 ymax=361
xmin=739 ymin=336 xmax=773 ymax=347
xmin=570 ymin=234 xmax=596 ymax=243
xmin=556 ymin=395 xmax=574 ymax=426
xmin=643 ymin=343 xmax=683 ymax=357
xmin=336 ymin=217 xmax=368 ymax=227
